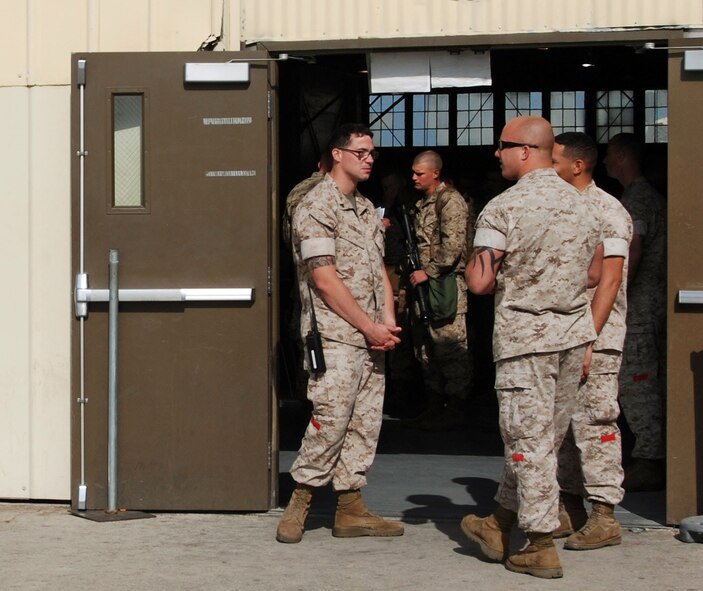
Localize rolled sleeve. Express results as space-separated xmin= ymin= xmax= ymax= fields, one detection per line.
xmin=603 ymin=237 xmax=629 ymax=258
xmin=474 ymin=227 xmax=507 ymax=251
xmin=300 ymin=237 xmax=336 ymax=261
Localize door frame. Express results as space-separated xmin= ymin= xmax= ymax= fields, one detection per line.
xmin=666 ymin=42 xmax=703 ymax=523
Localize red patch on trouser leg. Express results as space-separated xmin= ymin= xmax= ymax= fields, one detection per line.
xmin=633 ymin=373 xmax=649 ymax=382
xmin=601 ymin=433 xmax=617 ymax=443
xmin=512 ymin=453 xmax=525 ymax=462
xmin=311 ymin=417 xmax=321 ymax=430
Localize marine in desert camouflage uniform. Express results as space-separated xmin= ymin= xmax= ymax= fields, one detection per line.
xmin=605 ymin=133 xmax=667 ymax=491
xmin=276 ymin=124 xmax=404 ymax=544
xmin=460 ymin=117 xmax=600 ymax=579
xmin=404 ymin=151 xmax=472 ymax=431
xmin=552 ymin=132 xmax=632 ymax=552
xmin=281 ymin=154 xmax=332 ymax=400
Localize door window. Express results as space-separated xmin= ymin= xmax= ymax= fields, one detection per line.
xmin=113 ymin=93 xmax=146 ymax=209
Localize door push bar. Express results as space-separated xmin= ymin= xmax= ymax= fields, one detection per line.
xmin=678 ymin=290 xmax=703 ymax=304
xmin=74 ymin=273 xmax=254 ymax=318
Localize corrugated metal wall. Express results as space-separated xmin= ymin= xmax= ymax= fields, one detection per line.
xmin=2 ymin=1 xmax=702 ymax=87
xmin=239 ymin=0 xmax=703 ymax=43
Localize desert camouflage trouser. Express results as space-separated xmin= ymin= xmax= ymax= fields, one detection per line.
xmin=558 ymin=351 xmax=625 ymax=505
xmin=494 ymin=345 xmax=587 ymax=533
xmin=619 ymin=326 xmax=666 ymax=460
xmin=412 ymin=279 xmax=472 ymax=400
xmin=290 ymin=341 xmax=385 ymax=491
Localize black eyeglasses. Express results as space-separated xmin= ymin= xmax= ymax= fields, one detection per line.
xmin=497 ymin=140 xmax=539 ymax=151
xmin=337 ymin=147 xmax=379 ymax=161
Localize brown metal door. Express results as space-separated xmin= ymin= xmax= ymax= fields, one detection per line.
xmin=70 ymin=52 xmax=277 ymax=511
xmin=667 ymin=45 xmax=703 ymax=523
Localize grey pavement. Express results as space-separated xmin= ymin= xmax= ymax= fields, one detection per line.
xmin=4 ymin=411 xmax=698 ymax=590
xmin=1 ymin=498 xmax=701 ymax=591
xmin=3 ymin=447 xmax=703 ymax=591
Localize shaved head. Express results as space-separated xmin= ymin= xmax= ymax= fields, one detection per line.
xmin=497 ymin=116 xmax=555 ymax=179
xmin=412 ymin=150 xmax=443 ymax=195
xmin=413 ymin=150 xmax=443 ymax=171
xmin=504 ymin=116 xmax=555 ymax=153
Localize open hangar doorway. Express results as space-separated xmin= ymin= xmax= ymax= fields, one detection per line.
xmin=273 ymin=41 xmax=669 ymax=520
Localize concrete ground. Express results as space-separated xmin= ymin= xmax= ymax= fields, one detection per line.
xmin=2 ymin=499 xmax=701 ymax=591
xmin=5 ymin=407 xmax=699 ymax=590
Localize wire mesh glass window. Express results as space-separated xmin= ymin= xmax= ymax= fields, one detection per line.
xmin=550 ymin=91 xmax=586 ymax=134
xmin=596 ymin=90 xmax=635 ymax=143
xmin=505 ymin=91 xmax=543 ymax=121
xmin=369 ymin=94 xmax=406 ymax=147
xmin=113 ymin=94 xmax=145 ymax=208
xmin=457 ymin=92 xmax=494 ymax=146
xmin=645 ymin=89 xmax=668 ymax=144
xmin=412 ymin=94 xmax=450 ymax=146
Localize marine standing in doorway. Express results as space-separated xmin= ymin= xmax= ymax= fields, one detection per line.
xmin=462 ymin=116 xmax=600 ymax=579
xmin=604 ymin=133 xmax=667 ymax=492
xmin=552 ymin=132 xmax=632 ymax=551
xmin=281 ymin=152 xmax=333 ymax=400
xmin=404 ymin=150 xmax=472 ymax=430
xmin=276 ymin=123 xmax=404 ymax=543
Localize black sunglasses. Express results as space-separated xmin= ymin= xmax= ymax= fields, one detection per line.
xmin=497 ymin=140 xmax=539 ymax=151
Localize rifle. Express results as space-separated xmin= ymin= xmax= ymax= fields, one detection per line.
xmin=399 ymin=203 xmax=431 ymax=324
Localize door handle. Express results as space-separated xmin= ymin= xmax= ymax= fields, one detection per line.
xmin=76 ymin=287 xmax=254 ymax=302
xmin=678 ymin=290 xmax=703 ymax=304
xmin=74 ymin=273 xmax=254 ymax=317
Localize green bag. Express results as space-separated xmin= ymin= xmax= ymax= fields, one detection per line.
xmin=428 ymin=273 xmax=457 ymax=322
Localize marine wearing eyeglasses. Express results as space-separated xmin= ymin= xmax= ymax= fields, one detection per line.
xmin=277 ymin=123 xmax=404 ymax=545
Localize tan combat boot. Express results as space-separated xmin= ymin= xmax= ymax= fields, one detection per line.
xmin=553 ymin=492 xmax=588 ymax=538
xmin=564 ymin=501 xmax=622 ymax=550
xmin=460 ymin=505 xmax=517 ymax=562
xmin=276 ymin=484 xmax=313 ymax=543
xmin=332 ymin=490 xmax=404 ymax=538
xmin=505 ymin=532 xmax=563 ymax=579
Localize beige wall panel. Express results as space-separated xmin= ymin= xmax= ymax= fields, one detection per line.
xmin=592 ymin=0 xmax=701 ymax=28
xmin=91 ymin=0 xmax=151 ymax=52
xmin=148 ymin=0 xmax=219 ymax=51
xmin=0 ymin=88 xmax=31 ymax=498
xmin=0 ymin=0 xmax=28 ymax=86
xmin=225 ymin=0 xmax=242 ymax=49
xmin=28 ymin=0 xmax=87 ymax=86
xmin=28 ymin=87 xmax=71 ymax=499
xmin=24 ymin=0 xmax=223 ymax=84
xmin=239 ymin=0 xmax=703 ymax=42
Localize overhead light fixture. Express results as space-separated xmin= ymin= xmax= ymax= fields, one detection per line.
xmin=581 ymin=62 xmax=596 ymax=68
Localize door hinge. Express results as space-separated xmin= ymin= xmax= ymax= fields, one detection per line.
xmin=267 ymin=441 xmax=272 ymax=470
xmin=267 ymin=90 xmax=272 ymax=120
xmin=267 ymin=267 xmax=272 ymax=295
